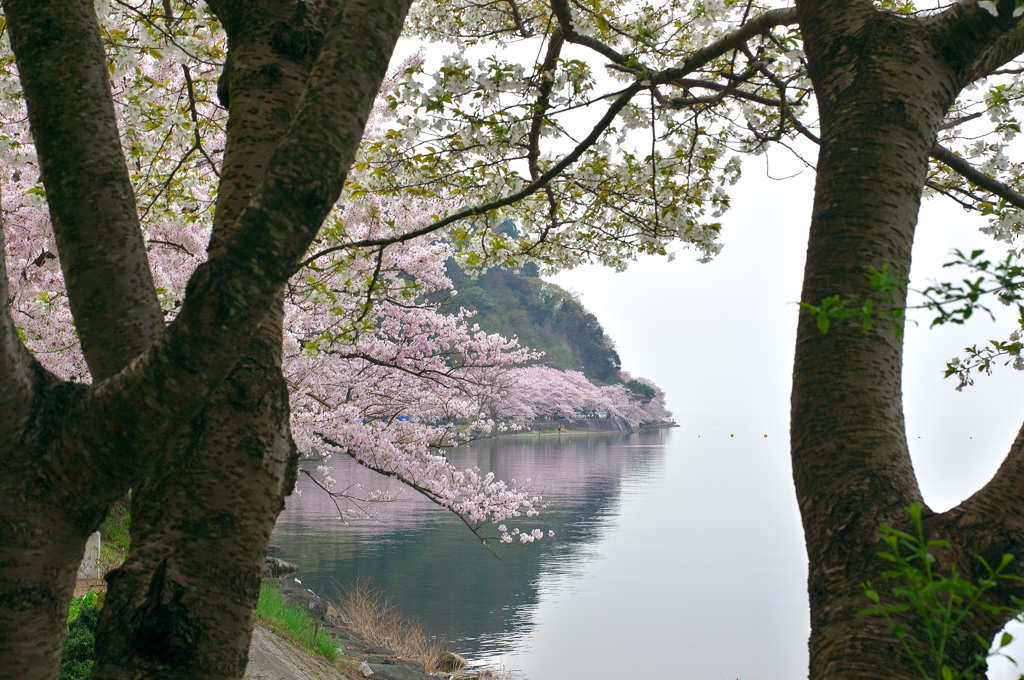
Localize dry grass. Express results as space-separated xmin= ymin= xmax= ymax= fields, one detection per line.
xmin=334 ymin=579 xmax=460 ymax=675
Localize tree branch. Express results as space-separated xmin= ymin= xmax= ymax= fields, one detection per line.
xmin=550 ymin=0 xmax=630 ymax=65
xmin=931 ymin=143 xmax=1024 ymax=210
xmin=299 ymin=81 xmax=644 ymax=265
xmin=930 ymin=1 xmax=1024 ymax=87
xmin=655 ymin=7 xmax=799 ymax=83
xmin=528 ymin=24 xmax=565 ymax=232
xmin=3 ymin=0 xmax=165 ymax=381
xmin=60 ymin=0 xmax=413 ymax=505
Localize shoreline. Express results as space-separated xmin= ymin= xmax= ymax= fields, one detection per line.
xmin=255 ymin=557 xmax=490 ymax=680
xmin=500 ymin=419 xmax=678 ymax=438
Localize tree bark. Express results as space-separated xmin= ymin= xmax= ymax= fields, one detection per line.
xmin=2 ymin=0 xmax=164 ymax=378
xmin=93 ymin=3 xmax=330 ymax=677
xmin=0 ymin=0 xmax=412 ymax=677
xmin=793 ymin=2 xmax=1024 ymax=679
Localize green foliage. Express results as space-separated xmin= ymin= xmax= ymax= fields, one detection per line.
xmin=61 ymin=591 xmax=102 ymax=680
xmin=100 ymin=496 xmax=130 ymax=552
xmin=918 ymin=249 xmax=1024 ymax=389
xmin=256 ymin=582 xmax=340 ymax=663
xmin=98 ymin=494 xmax=131 ymax=574
xmin=624 ymin=379 xmax=656 ymax=399
xmin=860 ymin=503 xmax=1024 ymax=680
xmin=800 ymin=264 xmax=908 ymax=336
xmin=440 ymin=254 xmax=622 ymax=381
xmin=920 ymin=249 xmax=1024 ymax=328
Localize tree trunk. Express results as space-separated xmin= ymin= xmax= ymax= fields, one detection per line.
xmin=793 ymin=3 xmax=1024 ymax=678
xmin=0 ymin=0 xmax=412 ymax=676
xmin=92 ymin=328 xmax=297 ymax=679
xmin=93 ymin=3 xmax=329 ymax=677
xmin=0 ymin=375 xmax=95 ymax=679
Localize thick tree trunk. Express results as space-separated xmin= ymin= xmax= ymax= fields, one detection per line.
xmin=93 ymin=3 xmax=334 ymax=678
xmin=93 ymin=327 xmax=297 ymax=679
xmin=0 ymin=0 xmax=412 ymax=677
xmin=0 ymin=374 xmax=95 ymax=679
xmin=793 ymin=3 xmax=1024 ymax=679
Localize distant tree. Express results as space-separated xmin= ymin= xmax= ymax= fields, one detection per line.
xmin=495 ymin=365 xmax=670 ymax=424
xmin=442 ymin=261 xmax=622 ymax=380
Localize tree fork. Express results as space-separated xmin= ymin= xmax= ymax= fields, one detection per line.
xmin=0 ymin=0 xmax=413 ymax=677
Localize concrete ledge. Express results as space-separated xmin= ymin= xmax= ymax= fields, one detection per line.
xmin=77 ymin=532 xmax=101 ymax=579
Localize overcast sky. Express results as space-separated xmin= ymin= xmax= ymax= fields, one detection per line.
xmin=547 ymin=144 xmax=1024 ymax=515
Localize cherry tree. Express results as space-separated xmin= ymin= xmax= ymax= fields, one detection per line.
xmin=0 ymin=0 xmax=427 ymax=677
xmin=0 ymin=3 xmax=668 ymax=673
xmin=2 ymin=5 xmax=548 ymax=535
xmin=19 ymin=0 xmax=1024 ymax=679
xmin=496 ymin=365 xmax=670 ymax=424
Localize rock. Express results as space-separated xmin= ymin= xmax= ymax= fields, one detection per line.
xmin=264 ymin=556 xmax=299 ymax=578
xmin=436 ymin=650 xmax=468 ymax=673
xmin=279 ymin=577 xmax=328 ymax=620
xmin=362 ymin=663 xmax=436 ymax=680
xmin=363 ymin=655 xmax=424 ymax=672
xmin=246 ymin=623 xmax=347 ymax=680
xmin=266 ymin=544 xmax=283 ymax=554
xmin=359 ymin=661 xmax=374 ymax=677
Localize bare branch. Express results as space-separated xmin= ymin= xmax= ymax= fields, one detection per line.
xmin=182 ymin=64 xmax=221 ymax=178
xmin=662 ymin=70 xmax=786 ymax=108
xmin=939 ymin=111 xmax=983 ymax=130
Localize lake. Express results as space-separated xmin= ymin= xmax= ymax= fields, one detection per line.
xmin=271 ymin=417 xmax=810 ymax=679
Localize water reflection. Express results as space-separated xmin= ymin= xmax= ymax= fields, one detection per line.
xmin=273 ymin=431 xmax=667 ymax=660
xmin=272 ymin=421 xmax=810 ymax=680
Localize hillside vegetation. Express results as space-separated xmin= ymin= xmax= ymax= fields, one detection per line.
xmin=440 ymin=260 xmax=622 ymax=383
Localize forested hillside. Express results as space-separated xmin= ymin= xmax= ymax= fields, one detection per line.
xmin=440 ymin=260 xmax=622 ymax=383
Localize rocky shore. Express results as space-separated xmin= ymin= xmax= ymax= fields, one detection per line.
xmin=253 ymin=553 xmax=493 ymax=680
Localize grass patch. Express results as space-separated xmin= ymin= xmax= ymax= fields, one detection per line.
xmin=336 ymin=580 xmax=455 ymax=675
xmin=97 ymin=494 xmax=130 ymax=575
xmin=256 ymin=581 xmax=340 ymax=663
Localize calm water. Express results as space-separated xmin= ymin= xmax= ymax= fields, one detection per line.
xmin=271 ymin=418 xmax=810 ymax=679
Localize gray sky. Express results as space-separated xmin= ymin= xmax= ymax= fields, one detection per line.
xmin=547 ymin=148 xmax=1024 ymax=677
xmin=548 ymin=146 xmax=1024 ymax=515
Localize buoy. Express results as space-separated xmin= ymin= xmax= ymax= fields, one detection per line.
xmin=730 ymin=434 xmax=734 ymax=437
xmin=763 ymin=434 xmax=767 ymax=438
